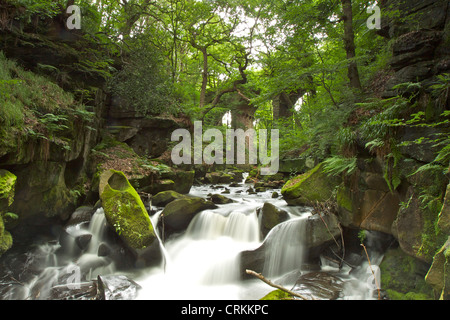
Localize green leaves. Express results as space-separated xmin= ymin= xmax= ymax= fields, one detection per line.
xmin=323 ymin=156 xmax=357 ymax=177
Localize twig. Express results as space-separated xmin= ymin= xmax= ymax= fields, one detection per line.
xmin=361 ymin=244 xmax=381 ymax=300
xmin=245 ymin=270 xmax=309 ymax=300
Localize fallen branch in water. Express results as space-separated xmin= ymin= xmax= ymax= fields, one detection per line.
xmin=245 ymin=270 xmax=309 ymax=300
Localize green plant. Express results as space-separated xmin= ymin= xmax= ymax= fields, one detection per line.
xmin=323 ymin=155 xmax=357 ymax=177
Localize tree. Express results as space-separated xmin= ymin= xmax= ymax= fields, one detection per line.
xmin=341 ymin=0 xmax=362 ymax=90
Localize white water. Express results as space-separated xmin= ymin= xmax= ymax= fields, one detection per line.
xmin=1 ymin=174 xmax=382 ymax=300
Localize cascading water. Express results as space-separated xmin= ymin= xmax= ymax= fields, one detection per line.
xmin=0 ymin=175 xmax=385 ymax=300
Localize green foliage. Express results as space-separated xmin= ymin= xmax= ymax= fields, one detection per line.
xmin=108 ymin=37 xmax=178 ymax=116
xmin=323 ymin=156 xmax=357 ymax=177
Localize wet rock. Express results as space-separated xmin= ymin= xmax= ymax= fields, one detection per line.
xmin=75 ymin=234 xmax=92 ymax=251
xmin=97 ymin=243 xmax=111 ymax=257
xmin=152 ymin=190 xmax=187 ymax=207
xmin=65 ymin=206 xmax=94 ymax=229
xmin=96 ymin=275 xmax=142 ymax=300
xmin=257 ymin=203 xmax=289 ymax=238
xmin=162 ymin=197 xmax=218 ymax=236
xmin=208 ymin=194 xmax=235 ymax=205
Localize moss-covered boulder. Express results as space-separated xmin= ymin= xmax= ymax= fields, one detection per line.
xmin=152 ymin=190 xmax=187 ymax=207
xmin=100 ymin=170 xmax=156 ymax=250
xmin=380 ymin=247 xmax=434 ymax=300
xmin=160 ymin=170 xmax=195 ymax=194
xmin=208 ymin=194 xmax=235 ymax=205
xmin=257 ymin=203 xmax=289 ymax=238
xmin=162 ymin=197 xmax=217 ymax=235
xmin=281 ymin=163 xmax=340 ymax=206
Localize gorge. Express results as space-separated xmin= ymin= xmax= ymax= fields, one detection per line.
xmin=0 ymin=0 xmax=449 ymax=301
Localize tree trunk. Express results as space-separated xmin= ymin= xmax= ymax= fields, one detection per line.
xmin=199 ymin=47 xmax=208 ymax=108
xmin=341 ymin=0 xmax=362 ymax=90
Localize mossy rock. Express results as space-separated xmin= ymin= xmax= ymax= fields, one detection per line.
xmin=281 ymin=163 xmax=340 ymax=206
xmin=161 ymin=170 xmax=194 ymax=194
xmin=380 ymin=247 xmax=434 ymax=300
xmin=162 ymin=197 xmax=217 ymax=234
xmin=208 ymin=194 xmax=235 ymax=205
xmin=100 ymin=170 xmax=156 ymax=250
xmin=260 ymin=289 xmax=291 ymax=300
xmin=152 ymin=190 xmax=187 ymax=207
xmin=0 ymin=229 xmax=13 ymax=256
xmin=0 ymin=170 xmax=17 ymax=213
xmin=258 ymin=203 xmax=289 ymax=238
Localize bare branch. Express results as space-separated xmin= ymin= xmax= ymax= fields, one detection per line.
xmin=245 ymin=270 xmax=309 ymax=300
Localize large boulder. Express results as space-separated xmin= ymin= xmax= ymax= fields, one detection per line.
xmin=257 ymin=203 xmax=289 ymax=238
xmin=281 ymin=163 xmax=340 ymax=206
xmin=161 ymin=197 xmax=217 ymax=236
xmin=336 ymin=166 xmax=400 ymax=235
xmin=152 ymin=190 xmax=187 ymax=207
xmin=380 ymin=247 xmax=434 ymax=300
xmin=99 ymin=170 xmax=156 ymax=251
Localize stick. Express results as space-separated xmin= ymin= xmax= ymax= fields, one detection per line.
xmin=361 ymin=244 xmax=381 ymax=300
xmin=245 ymin=270 xmax=309 ymax=300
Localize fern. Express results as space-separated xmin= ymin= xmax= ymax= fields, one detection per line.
xmin=323 ymin=156 xmax=357 ymax=177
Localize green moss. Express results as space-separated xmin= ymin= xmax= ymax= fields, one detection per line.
xmin=0 ymin=170 xmax=17 ymax=211
xmin=281 ymin=163 xmax=339 ymax=205
xmin=100 ymin=170 xmax=156 ymax=250
xmin=260 ymin=289 xmax=291 ymax=300
xmin=0 ymin=229 xmax=13 ymax=256
xmin=386 ymin=290 xmax=433 ymax=300
xmin=336 ymin=184 xmax=353 ymax=212
xmin=380 ymin=248 xmax=434 ymax=299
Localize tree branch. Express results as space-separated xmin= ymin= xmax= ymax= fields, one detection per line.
xmin=246 ymin=270 xmax=309 ymax=300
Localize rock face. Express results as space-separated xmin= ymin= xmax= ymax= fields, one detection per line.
xmin=378 ymin=0 xmax=450 ymax=98
xmin=336 ymin=161 xmax=401 ymax=235
xmin=426 ymin=237 xmax=450 ymax=300
xmin=281 ymin=163 xmax=340 ymax=206
xmin=107 ymin=114 xmax=187 ymax=159
xmin=99 ymin=170 xmax=157 ymax=251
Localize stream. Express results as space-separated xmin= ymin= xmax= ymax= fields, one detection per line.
xmin=0 ymin=175 xmax=385 ymax=300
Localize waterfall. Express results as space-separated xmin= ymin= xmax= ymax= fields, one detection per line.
xmin=0 ymin=179 xmax=385 ymax=300
xmin=262 ymin=217 xmax=308 ymax=278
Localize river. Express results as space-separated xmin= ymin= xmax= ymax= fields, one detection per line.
xmin=0 ymin=176 xmax=384 ymax=300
